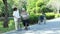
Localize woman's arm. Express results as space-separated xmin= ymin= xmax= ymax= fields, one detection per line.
xmin=13 ymin=11 xmax=17 ymax=18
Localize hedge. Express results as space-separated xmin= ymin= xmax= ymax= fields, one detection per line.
xmin=29 ymin=13 xmax=55 ymax=24
xmin=45 ymin=13 xmax=55 ymax=19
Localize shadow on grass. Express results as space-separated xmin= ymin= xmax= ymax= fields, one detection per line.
xmin=0 ymin=20 xmax=15 ymax=33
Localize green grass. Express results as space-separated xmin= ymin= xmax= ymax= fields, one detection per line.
xmin=0 ymin=20 xmax=15 ymax=33
xmin=0 ymin=19 xmax=24 ymax=33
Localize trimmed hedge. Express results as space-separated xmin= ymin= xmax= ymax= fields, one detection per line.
xmin=29 ymin=13 xmax=39 ymax=24
xmin=55 ymin=14 xmax=60 ymax=18
xmin=29 ymin=13 xmax=55 ymax=24
xmin=45 ymin=13 xmax=55 ymax=19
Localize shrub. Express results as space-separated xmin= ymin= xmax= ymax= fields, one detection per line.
xmin=58 ymin=14 xmax=60 ymax=17
xmin=29 ymin=13 xmax=39 ymax=24
xmin=40 ymin=6 xmax=53 ymax=13
xmin=46 ymin=13 xmax=55 ymax=19
xmin=54 ymin=14 xmax=60 ymax=18
xmin=29 ymin=13 xmax=55 ymax=24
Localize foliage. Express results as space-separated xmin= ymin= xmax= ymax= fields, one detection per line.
xmin=55 ymin=14 xmax=60 ymax=18
xmin=46 ymin=13 xmax=55 ymax=19
xmin=0 ymin=20 xmax=14 ymax=33
xmin=0 ymin=0 xmax=50 ymax=17
xmin=40 ymin=6 xmax=53 ymax=13
xmin=29 ymin=14 xmax=39 ymax=24
xmin=36 ymin=0 xmax=44 ymax=7
xmin=0 ymin=0 xmax=4 ymax=17
xmin=27 ymin=0 xmax=50 ymax=14
xmin=28 ymin=13 xmax=55 ymax=24
xmin=0 ymin=0 xmax=20 ymax=17
xmin=27 ymin=0 xmax=38 ymax=13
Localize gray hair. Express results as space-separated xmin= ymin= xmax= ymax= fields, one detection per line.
xmin=22 ymin=8 xmax=25 ymax=11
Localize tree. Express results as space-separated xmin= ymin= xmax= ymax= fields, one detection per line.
xmin=0 ymin=0 xmax=4 ymax=17
xmin=3 ymin=0 xmax=9 ymax=28
xmin=46 ymin=0 xmax=60 ymax=14
xmin=27 ymin=0 xmax=38 ymax=14
xmin=27 ymin=0 xmax=50 ymax=14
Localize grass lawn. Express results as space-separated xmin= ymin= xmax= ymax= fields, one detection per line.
xmin=0 ymin=20 xmax=15 ymax=33
xmin=0 ymin=19 xmax=23 ymax=33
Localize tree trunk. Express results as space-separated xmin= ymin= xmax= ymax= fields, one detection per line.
xmin=3 ymin=0 xmax=9 ymax=28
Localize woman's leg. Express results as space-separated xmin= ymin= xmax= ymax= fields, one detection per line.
xmin=22 ymin=20 xmax=29 ymax=30
xmin=23 ymin=20 xmax=28 ymax=30
xmin=25 ymin=23 xmax=27 ymax=30
xmin=15 ymin=21 xmax=18 ymax=30
xmin=22 ymin=20 xmax=26 ymax=29
xmin=44 ymin=17 xmax=46 ymax=24
xmin=25 ymin=19 xmax=29 ymax=30
xmin=22 ymin=20 xmax=25 ymax=26
xmin=17 ymin=18 xmax=21 ymax=30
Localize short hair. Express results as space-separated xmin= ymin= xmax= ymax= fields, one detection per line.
xmin=22 ymin=8 xmax=25 ymax=11
xmin=13 ymin=7 xmax=17 ymax=11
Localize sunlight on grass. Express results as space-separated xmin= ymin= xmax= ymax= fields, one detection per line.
xmin=0 ymin=19 xmax=24 ymax=33
xmin=0 ymin=20 xmax=15 ymax=33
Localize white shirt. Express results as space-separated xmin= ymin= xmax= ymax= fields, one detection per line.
xmin=13 ymin=10 xmax=20 ymax=21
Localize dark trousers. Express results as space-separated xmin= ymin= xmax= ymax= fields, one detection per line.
xmin=22 ymin=19 xmax=29 ymax=26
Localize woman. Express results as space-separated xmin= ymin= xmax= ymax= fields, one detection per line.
xmin=21 ymin=8 xmax=29 ymax=30
xmin=38 ymin=13 xmax=46 ymax=24
xmin=43 ymin=13 xmax=46 ymax=24
xmin=38 ymin=14 xmax=44 ymax=24
xmin=13 ymin=7 xmax=21 ymax=31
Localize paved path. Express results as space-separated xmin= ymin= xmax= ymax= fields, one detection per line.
xmin=2 ymin=18 xmax=60 ymax=34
